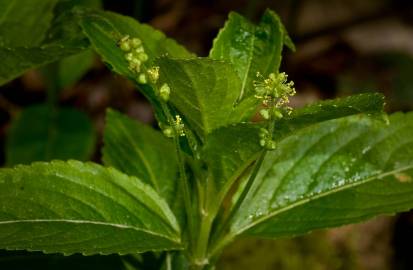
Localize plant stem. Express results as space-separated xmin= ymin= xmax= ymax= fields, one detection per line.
xmin=159 ymin=102 xmax=195 ymax=252
xmin=209 ymin=150 xmax=267 ymax=258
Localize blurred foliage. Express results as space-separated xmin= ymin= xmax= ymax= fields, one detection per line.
xmin=0 ymin=0 xmax=412 ymax=269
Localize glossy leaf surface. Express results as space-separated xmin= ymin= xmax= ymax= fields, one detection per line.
xmin=157 ymin=58 xmax=242 ymax=137
xmin=0 ymin=0 xmax=58 ymax=47
xmin=229 ymin=112 xmax=413 ymax=239
xmin=210 ymin=9 xmax=293 ymax=102
xmin=203 ymin=93 xmax=385 ymax=198
xmin=102 ymin=109 xmax=178 ymax=204
xmin=0 ymin=161 xmax=181 ymax=255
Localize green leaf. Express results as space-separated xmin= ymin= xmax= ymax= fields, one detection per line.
xmin=157 ymin=58 xmax=243 ymax=138
xmin=203 ymin=93 xmax=385 ymax=201
xmin=0 ymin=0 xmax=58 ymax=47
xmin=6 ymin=105 xmax=95 ymax=166
xmin=209 ymin=9 xmax=293 ymax=102
xmin=102 ymin=109 xmax=178 ymax=205
xmin=272 ymin=93 xmax=386 ymax=139
xmin=77 ymin=8 xmax=194 ymax=122
xmin=56 ymin=49 xmax=95 ymax=89
xmin=0 ymin=43 xmax=88 ymax=86
xmin=203 ymin=123 xmax=262 ymax=194
xmin=0 ymin=160 xmax=181 ymax=255
xmin=77 ymin=8 xmax=193 ymax=80
xmin=228 ymin=112 xmax=413 ymax=239
xmin=0 ymin=5 xmax=90 ymax=86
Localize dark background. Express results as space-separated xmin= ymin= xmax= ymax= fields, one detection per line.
xmin=1 ymin=0 xmax=413 ymax=269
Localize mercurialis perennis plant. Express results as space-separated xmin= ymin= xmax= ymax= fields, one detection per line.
xmin=1 ymin=4 xmax=413 ymax=270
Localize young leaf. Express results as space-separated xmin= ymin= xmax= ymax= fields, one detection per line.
xmin=102 ymin=109 xmax=178 ymax=205
xmin=0 ymin=0 xmax=58 ymax=47
xmin=6 ymin=105 xmax=95 ymax=166
xmin=0 ymin=160 xmax=181 ymax=255
xmin=228 ymin=112 xmax=413 ymax=240
xmin=203 ymin=93 xmax=385 ymax=202
xmin=209 ymin=9 xmax=293 ymax=102
xmin=156 ymin=58 xmax=243 ymax=138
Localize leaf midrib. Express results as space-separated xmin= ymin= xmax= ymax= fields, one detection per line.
xmin=115 ymin=120 xmax=160 ymax=192
xmin=232 ymin=164 xmax=413 ymax=236
xmin=0 ymin=219 xmax=180 ymax=243
xmin=238 ymin=26 xmax=256 ymax=102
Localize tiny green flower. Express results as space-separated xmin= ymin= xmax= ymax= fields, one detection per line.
xmin=174 ymin=115 xmax=185 ymax=136
xmin=265 ymin=139 xmax=277 ymax=150
xmin=273 ymin=109 xmax=284 ymax=119
xmin=162 ymin=127 xmax=174 ymax=138
xmin=147 ymin=66 xmax=160 ymax=83
xmin=159 ymin=83 xmax=171 ymax=102
xmin=137 ymin=52 xmax=148 ymax=62
xmin=130 ymin=37 xmax=142 ymax=48
xmin=119 ymin=35 xmax=131 ymax=51
xmin=138 ymin=73 xmax=147 ymax=84
xmin=259 ymin=109 xmax=270 ymax=120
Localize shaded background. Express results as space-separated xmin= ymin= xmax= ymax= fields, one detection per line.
xmin=1 ymin=0 xmax=413 ymax=269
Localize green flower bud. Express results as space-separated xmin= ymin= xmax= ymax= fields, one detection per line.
xmin=259 ymin=128 xmax=269 ymax=138
xmin=130 ymin=38 xmax=142 ymax=48
xmin=163 ymin=127 xmax=174 ymax=138
xmin=138 ymin=73 xmax=147 ymax=84
xmin=137 ymin=52 xmax=148 ymax=62
xmin=120 ymin=41 xmax=131 ymax=52
xmin=159 ymin=83 xmax=170 ymax=102
xmin=265 ymin=140 xmax=277 ymax=150
xmin=130 ymin=58 xmax=141 ymax=65
xmin=259 ymin=109 xmax=270 ymax=120
xmin=135 ymin=46 xmax=144 ymax=53
xmin=119 ymin=35 xmax=131 ymax=51
xmin=273 ymin=109 xmax=283 ymax=119
xmin=125 ymin=52 xmax=134 ymax=61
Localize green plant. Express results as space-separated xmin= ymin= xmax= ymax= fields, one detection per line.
xmin=1 ymin=5 xmax=413 ymax=270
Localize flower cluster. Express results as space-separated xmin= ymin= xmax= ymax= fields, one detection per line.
xmin=162 ymin=115 xmax=185 ymax=138
xmin=118 ymin=35 xmax=149 ymax=84
xmin=254 ymin=72 xmax=296 ymax=119
xmin=254 ymin=72 xmax=296 ymax=150
xmin=259 ymin=128 xmax=276 ymax=150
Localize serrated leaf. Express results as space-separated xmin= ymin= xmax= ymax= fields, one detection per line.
xmin=228 ymin=112 xmax=413 ymax=239
xmin=6 ymin=105 xmax=95 ymax=166
xmin=203 ymin=93 xmax=385 ymax=203
xmin=209 ymin=9 xmax=293 ymax=102
xmin=102 ymin=109 xmax=178 ymax=205
xmin=0 ymin=160 xmax=181 ymax=255
xmin=0 ymin=0 xmax=58 ymax=47
xmin=156 ymin=57 xmax=243 ymax=138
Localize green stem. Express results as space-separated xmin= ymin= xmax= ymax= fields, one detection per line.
xmin=209 ymin=111 xmax=276 ymax=259
xmin=209 ymin=150 xmax=267 ymax=258
xmin=159 ymin=102 xmax=194 ymax=252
